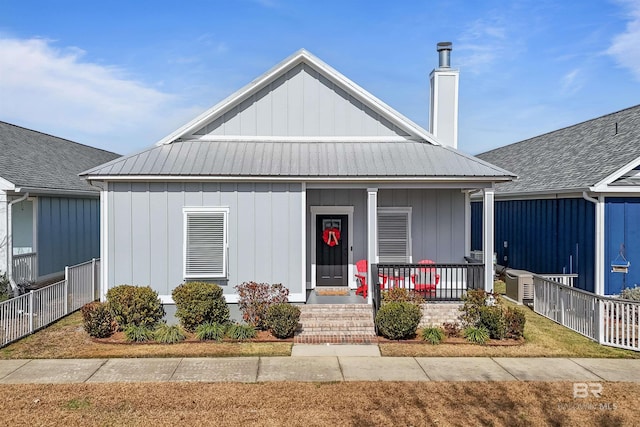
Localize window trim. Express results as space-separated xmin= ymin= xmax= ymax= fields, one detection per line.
xmin=183 ymin=206 xmax=229 ymax=279
xmin=377 ymin=207 xmax=412 ymax=263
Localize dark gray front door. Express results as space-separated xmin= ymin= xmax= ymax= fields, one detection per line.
xmin=316 ymin=214 xmax=348 ymax=286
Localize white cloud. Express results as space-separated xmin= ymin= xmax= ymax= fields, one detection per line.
xmin=561 ymin=68 xmax=584 ymax=95
xmin=456 ymin=19 xmax=512 ymax=73
xmin=607 ymin=0 xmax=640 ymax=80
xmin=0 ymin=37 xmax=198 ymax=152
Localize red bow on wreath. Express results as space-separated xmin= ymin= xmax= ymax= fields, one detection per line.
xmin=322 ymin=227 xmax=341 ymax=246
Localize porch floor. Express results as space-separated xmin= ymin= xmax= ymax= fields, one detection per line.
xmin=305 ymin=289 xmax=368 ymax=304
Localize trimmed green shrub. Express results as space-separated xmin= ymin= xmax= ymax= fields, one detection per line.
xmin=153 ymin=324 xmax=186 ymax=344
xmin=463 ymin=326 xmax=489 ymax=344
xmin=620 ymin=286 xmax=640 ymax=301
xmin=0 ymin=272 xmax=11 ymax=302
xmin=124 ymin=325 xmax=154 ymax=342
xmin=226 ymin=324 xmax=257 ymax=341
xmin=382 ymin=288 xmax=424 ymax=305
xmin=266 ymin=303 xmax=300 ymax=339
xmin=81 ymin=301 xmax=116 ymax=338
xmin=421 ymin=327 xmax=445 ymax=344
xmin=195 ymin=322 xmax=227 ymax=341
xmin=107 ymin=285 xmax=164 ymax=330
xmin=235 ymin=282 xmax=289 ymax=330
xmin=478 ymin=305 xmax=507 ymax=340
xmin=459 ymin=289 xmax=489 ymax=327
xmin=504 ymin=306 xmax=526 ymax=339
xmin=375 ymin=301 xmax=421 ymax=340
xmin=172 ymin=282 xmax=230 ymax=332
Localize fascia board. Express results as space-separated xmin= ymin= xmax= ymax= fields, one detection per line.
xmin=593 ymin=154 xmax=640 ymax=188
xmin=0 ymin=176 xmax=16 ymax=191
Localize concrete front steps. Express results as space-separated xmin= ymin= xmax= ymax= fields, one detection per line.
xmin=294 ymin=304 xmax=377 ymax=344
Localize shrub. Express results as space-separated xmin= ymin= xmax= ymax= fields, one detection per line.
xmin=620 ymin=286 xmax=640 ymax=301
xmin=0 ymin=272 xmax=11 ymax=302
xmin=106 ymin=285 xmax=164 ymax=329
xmin=235 ymin=282 xmax=289 ymax=330
xmin=81 ymin=301 xmax=116 ymax=338
xmin=442 ymin=322 xmax=461 ymax=338
xmin=463 ymin=326 xmax=489 ymax=344
xmin=421 ymin=327 xmax=445 ymax=344
xmin=154 ymin=324 xmax=186 ymax=344
xmin=226 ymin=324 xmax=257 ymax=341
xmin=266 ymin=303 xmax=300 ymax=339
xmin=382 ymin=288 xmax=424 ymax=305
xmin=124 ymin=325 xmax=154 ymax=342
xmin=459 ymin=289 xmax=489 ymax=327
xmin=504 ymin=306 xmax=526 ymax=339
xmin=172 ymin=282 xmax=230 ymax=332
xmin=375 ymin=301 xmax=421 ymax=340
xmin=478 ymin=306 xmax=507 ymax=340
xmin=195 ymin=322 xmax=227 ymax=341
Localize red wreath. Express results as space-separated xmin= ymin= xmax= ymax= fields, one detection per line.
xmin=322 ymin=227 xmax=341 ymax=246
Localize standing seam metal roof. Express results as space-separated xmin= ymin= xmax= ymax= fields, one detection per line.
xmin=82 ymin=139 xmax=513 ymax=179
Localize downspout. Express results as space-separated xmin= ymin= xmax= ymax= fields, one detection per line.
xmin=582 ymin=191 xmax=604 ymax=295
xmin=7 ymin=192 xmax=29 ymax=294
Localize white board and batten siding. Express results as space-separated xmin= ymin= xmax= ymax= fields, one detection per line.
xmin=107 ymin=182 xmax=304 ymax=303
xmin=192 ymin=63 xmax=410 ymax=139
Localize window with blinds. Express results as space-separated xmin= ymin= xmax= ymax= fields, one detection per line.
xmin=378 ymin=208 xmax=411 ymax=263
xmin=184 ymin=208 xmax=228 ymax=278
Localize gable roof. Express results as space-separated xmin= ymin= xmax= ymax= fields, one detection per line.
xmin=477 ymin=104 xmax=640 ymax=195
xmin=156 ymin=49 xmax=439 ymax=146
xmin=82 ymin=49 xmax=514 ymax=183
xmin=0 ymin=121 xmax=120 ymax=194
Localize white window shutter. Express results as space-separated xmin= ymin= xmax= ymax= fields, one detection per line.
xmin=378 ymin=211 xmax=410 ymax=263
xmin=185 ymin=210 xmax=227 ymax=278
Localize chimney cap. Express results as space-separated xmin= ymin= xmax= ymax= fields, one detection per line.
xmin=437 ymin=41 xmax=453 ymax=52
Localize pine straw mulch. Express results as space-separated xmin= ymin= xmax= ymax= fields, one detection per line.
xmin=1 ymin=381 xmax=638 ymax=426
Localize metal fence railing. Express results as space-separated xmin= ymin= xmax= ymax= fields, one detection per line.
xmin=540 ymin=274 xmax=578 ymax=287
xmin=533 ymin=275 xmax=640 ymax=352
xmin=0 ymin=258 xmax=100 ymax=348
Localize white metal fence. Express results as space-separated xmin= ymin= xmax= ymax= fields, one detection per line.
xmin=534 ymin=275 xmax=640 ymax=352
xmin=540 ymin=273 xmax=578 ymax=287
xmin=12 ymin=252 xmax=37 ymax=284
xmin=0 ymin=258 xmax=100 ymax=348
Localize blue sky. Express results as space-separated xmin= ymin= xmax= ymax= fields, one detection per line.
xmin=1 ymin=0 xmax=639 ymax=155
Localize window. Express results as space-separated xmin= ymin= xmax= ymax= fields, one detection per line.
xmin=184 ymin=207 xmax=228 ymax=279
xmin=377 ymin=208 xmax=411 ymax=263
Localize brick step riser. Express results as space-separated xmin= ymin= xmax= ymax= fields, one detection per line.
xmin=294 ymin=335 xmax=377 ymax=344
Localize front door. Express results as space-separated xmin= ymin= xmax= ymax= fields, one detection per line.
xmin=316 ymin=214 xmax=348 ymax=286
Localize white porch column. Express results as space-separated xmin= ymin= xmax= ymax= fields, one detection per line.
xmin=482 ymin=189 xmax=495 ymax=292
xmin=100 ymin=183 xmax=109 ymax=301
xmin=0 ymin=191 xmax=7 ymax=275
xmin=367 ymin=188 xmax=378 ymax=305
xmin=594 ymin=196 xmax=605 ymax=295
xmin=464 ymin=191 xmax=471 ymax=257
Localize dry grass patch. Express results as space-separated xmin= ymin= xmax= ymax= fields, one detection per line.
xmin=381 ymin=303 xmax=640 ymax=358
xmin=0 ymin=312 xmax=291 ymax=359
xmin=0 ymin=382 xmax=638 ymax=426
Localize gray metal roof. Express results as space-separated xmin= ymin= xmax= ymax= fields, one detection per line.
xmin=477 ymin=105 xmax=640 ymax=195
xmin=0 ymin=121 xmax=120 ymax=193
xmin=82 ymin=139 xmax=513 ymax=180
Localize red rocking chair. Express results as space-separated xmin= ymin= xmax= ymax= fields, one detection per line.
xmin=411 ymin=259 xmax=440 ymax=295
xmin=355 ymin=259 xmax=369 ymax=298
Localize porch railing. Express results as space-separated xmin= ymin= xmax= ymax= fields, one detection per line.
xmin=12 ymin=252 xmax=37 ymax=284
xmin=540 ymin=274 xmax=578 ymax=287
xmin=371 ymin=262 xmax=484 ymax=321
xmin=0 ymin=258 xmax=100 ymax=348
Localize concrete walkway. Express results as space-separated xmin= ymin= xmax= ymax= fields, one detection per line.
xmin=1 ymin=351 xmax=639 ymax=384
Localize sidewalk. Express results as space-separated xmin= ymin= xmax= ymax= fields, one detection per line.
xmin=1 ymin=345 xmax=639 ymax=384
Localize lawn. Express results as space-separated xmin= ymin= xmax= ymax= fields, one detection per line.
xmin=1 ymin=382 xmax=638 ymax=426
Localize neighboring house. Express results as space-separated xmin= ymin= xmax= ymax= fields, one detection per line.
xmin=471 ymin=105 xmax=640 ymax=295
xmin=82 ymin=45 xmax=513 ymax=312
xmin=0 ymin=122 xmax=120 ymax=287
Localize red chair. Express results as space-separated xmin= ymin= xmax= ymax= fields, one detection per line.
xmin=355 ymin=259 xmax=368 ymax=298
xmin=411 ymin=260 xmax=440 ymax=294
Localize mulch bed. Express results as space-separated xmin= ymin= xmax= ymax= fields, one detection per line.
xmin=92 ymin=330 xmax=294 ymax=345
xmin=377 ymin=335 xmax=525 ymax=346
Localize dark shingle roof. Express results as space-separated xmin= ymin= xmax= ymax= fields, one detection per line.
xmin=82 ymin=139 xmax=514 ymax=180
xmin=477 ymin=105 xmax=640 ymax=195
xmin=0 ymin=121 xmax=120 ymax=193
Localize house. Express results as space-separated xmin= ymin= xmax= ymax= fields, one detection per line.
xmin=81 ymin=44 xmax=513 ymax=315
xmin=471 ymin=105 xmax=640 ymax=295
xmin=0 ymin=121 xmax=120 ymax=288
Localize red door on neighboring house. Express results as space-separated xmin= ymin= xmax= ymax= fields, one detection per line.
xmin=316 ymin=214 xmax=348 ymax=286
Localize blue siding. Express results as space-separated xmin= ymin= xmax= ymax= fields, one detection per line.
xmin=37 ymin=197 xmax=100 ymax=277
xmin=472 ymin=198 xmax=595 ymax=291
xmin=605 ymin=198 xmax=640 ymax=294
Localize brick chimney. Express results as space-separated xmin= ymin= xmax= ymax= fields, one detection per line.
xmin=429 ymin=42 xmax=459 ymax=149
